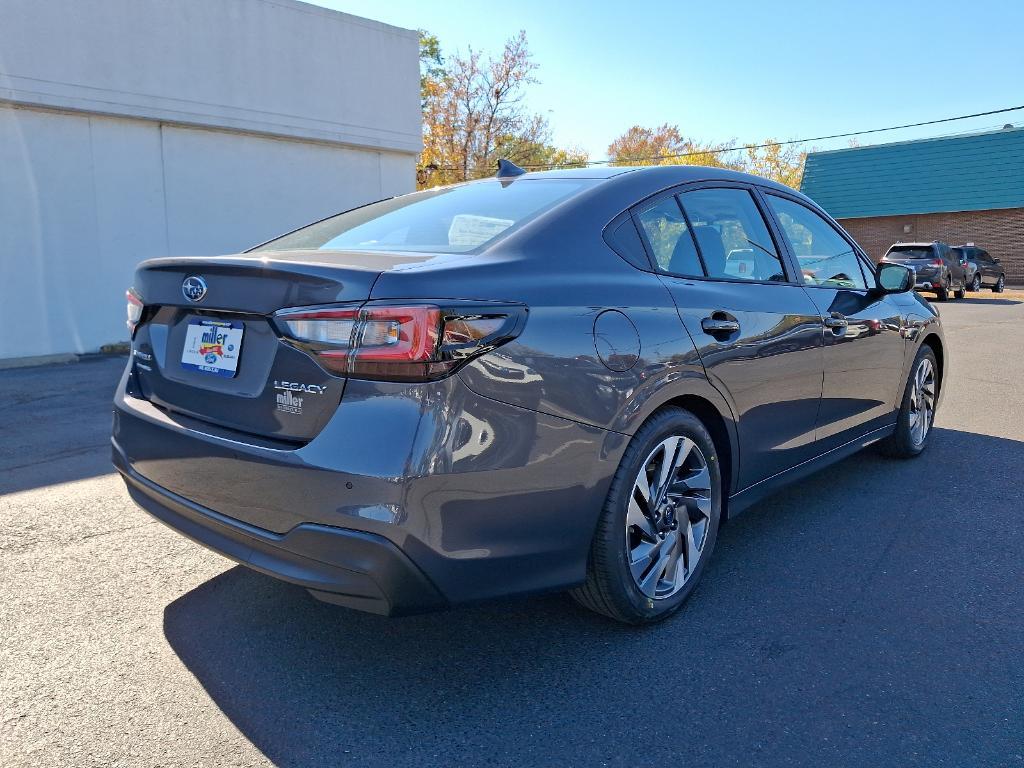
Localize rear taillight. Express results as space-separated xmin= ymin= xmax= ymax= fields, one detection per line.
xmin=932 ymin=259 xmax=943 ymax=267
xmin=274 ymin=302 xmax=527 ymax=382
xmin=126 ymin=289 xmax=144 ymax=335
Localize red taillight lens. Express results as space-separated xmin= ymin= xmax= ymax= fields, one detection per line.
xmin=275 ymin=302 xmax=525 ymax=382
xmin=126 ymin=289 xmax=144 ymax=335
xmin=932 ymin=259 xmax=944 ymax=267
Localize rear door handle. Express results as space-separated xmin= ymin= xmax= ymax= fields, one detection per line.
xmin=823 ymin=313 xmax=848 ymax=330
xmin=701 ymin=316 xmax=740 ymax=334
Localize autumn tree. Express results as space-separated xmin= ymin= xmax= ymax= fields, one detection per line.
xmin=607 ymin=124 xmax=739 ymax=169
xmin=607 ymin=124 xmax=807 ymax=188
xmin=742 ymin=140 xmax=807 ymax=190
xmin=417 ymin=31 xmax=587 ymax=188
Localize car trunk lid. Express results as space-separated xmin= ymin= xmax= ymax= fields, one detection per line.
xmin=128 ymin=250 xmax=422 ymax=443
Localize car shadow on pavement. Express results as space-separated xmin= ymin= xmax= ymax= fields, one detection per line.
xmin=956 ymin=297 xmax=1022 ymax=305
xmin=163 ymin=427 xmax=1024 ymax=768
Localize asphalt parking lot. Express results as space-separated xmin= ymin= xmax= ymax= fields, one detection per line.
xmin=2 ymin=295 xmax=1022 ymax=767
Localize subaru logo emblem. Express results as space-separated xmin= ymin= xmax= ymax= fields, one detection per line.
xmin=182 ymin=276 xmax=207 ymax=303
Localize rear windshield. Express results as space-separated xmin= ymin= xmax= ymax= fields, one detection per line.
xmin=254 ymin=179 xmax=589 ymax=254
xmin=887 ymin=247 xmax=935 ymax=259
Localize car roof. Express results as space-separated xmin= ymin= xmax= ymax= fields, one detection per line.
xmin=518 ymin=164 xmax=799 ymax=193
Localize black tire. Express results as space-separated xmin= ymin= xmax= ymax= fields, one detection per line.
xmin=993 ymin=275 xmax=1005 ymax=293
xmin=571 ymin=407 xmax=722 ymax=624
xmin=954 ymin=283 xmax=966 ymax=300
xmin=879 ymin=345 xmax=938 ymax=459
xmin=970 ymin=273 xmax=982 ymax=291
xmin=934 ymin=278 xmax=949 ymax=302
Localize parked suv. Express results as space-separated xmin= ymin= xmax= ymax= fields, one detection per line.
xmin=952 ymin=244 xmax=1006 ymax=292
xmin=881 ymin=241 xmax=966 ymax=301
xmin=113 ymin=164 xmax=945 ymax=625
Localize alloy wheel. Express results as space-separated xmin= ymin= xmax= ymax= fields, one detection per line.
xmin=972 ymin=274 xmax=981 ymax=291
xmin=625 ymin=436 xmax=712 ymax=600
xmin=908 ymin=357 xmax=936 ymax=446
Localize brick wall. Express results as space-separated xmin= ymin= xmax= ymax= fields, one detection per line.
xmin=837 ymin=207 xmax=1024 ymax=285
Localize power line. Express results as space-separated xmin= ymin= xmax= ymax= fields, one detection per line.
xmin=418 ymin=104 xmax=1024 ymax=174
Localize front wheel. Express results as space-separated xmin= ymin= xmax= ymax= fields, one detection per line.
xmin=993 ymin=275 xmax=1005 ymax=293
xmin=571 ymin=407 xmax=721 ymax=624
xmin=879 ymin=345 xmax=938 ymax=459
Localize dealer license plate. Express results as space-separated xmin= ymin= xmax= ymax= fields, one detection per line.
xmin=181 ymin=319 xmax=244 ymax=378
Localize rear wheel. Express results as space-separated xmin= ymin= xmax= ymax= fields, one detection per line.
xmin=971 ymin=273 xmax=982 ymax=291
xmin=993 ymin=275 xmax=1005 ymax=293
xmin=879 ymin=345 xmax=938 ymax=459
xmin=571 ymin=407 xmax=721 ymax=624
xmin=954 ymin=282 xmax=966 ymax=300
xmin=935 ymin=278 xmax=949 ymax=301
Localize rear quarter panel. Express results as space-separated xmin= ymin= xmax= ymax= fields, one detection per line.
xmin=368 ymin=181 xmax=741 ymax=489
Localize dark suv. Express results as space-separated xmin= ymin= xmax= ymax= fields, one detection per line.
xmin=881 ymin=241 xmax=967 ymax=301
xmin=952 ymin=244 xmax=1006 ymax=293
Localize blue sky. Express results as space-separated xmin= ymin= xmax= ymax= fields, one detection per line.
xmin=317 ymin=0 xmax=1024 ymax=160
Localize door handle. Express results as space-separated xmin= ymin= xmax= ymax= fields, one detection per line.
xmin=823 ymin=313 xmax=848 ymax=331
xmin=701 ymin=315 xmax=740 ymax=334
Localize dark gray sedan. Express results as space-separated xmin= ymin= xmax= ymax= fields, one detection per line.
xmin=113 ymin=164 xmax=945 ymax=624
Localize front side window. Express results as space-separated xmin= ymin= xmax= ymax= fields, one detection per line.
xmin=254 ymin=179 xmax=589 ymax=255
xmin=677 ymin=188 xmax=785 ymax=282
xmin=766 ymin=195 xmax=867 ymax=290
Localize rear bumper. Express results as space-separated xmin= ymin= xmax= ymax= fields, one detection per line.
xmin=114 ymin=448 xmax=446 ymax=615
xmin=112 ymin=361 xmax=622 ymax=612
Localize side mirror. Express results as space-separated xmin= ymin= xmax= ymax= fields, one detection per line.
xmin=877 ymin=262 xmax=914 ymax=293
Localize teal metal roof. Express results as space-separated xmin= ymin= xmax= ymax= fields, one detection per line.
xmin=800 ymin=126 xmax=1024 ymax=219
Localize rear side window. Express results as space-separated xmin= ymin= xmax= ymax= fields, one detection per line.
xmin=677 ymin=188 xmax=785 ymax=282
xmin=254 ymin=179 xmax=589 ymax=255
xmin=604 ymin=215 xmax=651 ymax=270
xmin=766 ymin=195 xmax=867 ymax=290
xmin=635 ymin=197 xmax=703 ymax=276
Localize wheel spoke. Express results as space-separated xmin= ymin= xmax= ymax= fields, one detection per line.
xmin=634 ymin=469 xmax=652 ymax=506
xmin=637 ymin=539 xmax=670 ymax=596
xmin=689 ymin=493 xmax=712 ymax=519
xmin=653 ymin=437 xmax=683 ymax=502
xmin=662 ymin=531 xmax=683 ymax=590
xmin=681 ymin=464 xmax=710 ymax=493
xmin=684 ymin=520 xmax=700 ymax=574
xmin=629 ymin=540 xmax=657 ymax=585
xmin=627 ymin=495 xmax=656 ymax=539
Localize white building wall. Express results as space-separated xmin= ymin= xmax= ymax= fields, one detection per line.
xmin=0 ymin=0 xmax=420 ymax=361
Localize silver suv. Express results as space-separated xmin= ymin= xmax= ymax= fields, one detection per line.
xmin=881 ymin=241 xmax=967 ymax=301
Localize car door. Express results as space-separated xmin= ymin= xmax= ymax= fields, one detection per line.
xmin=979 ymin=251 xmax=995 ymax=284
xmin=759 ymin=190 xmax=908 ymax=451
xmin=634 ymin=183 xmax=825 ymax=489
